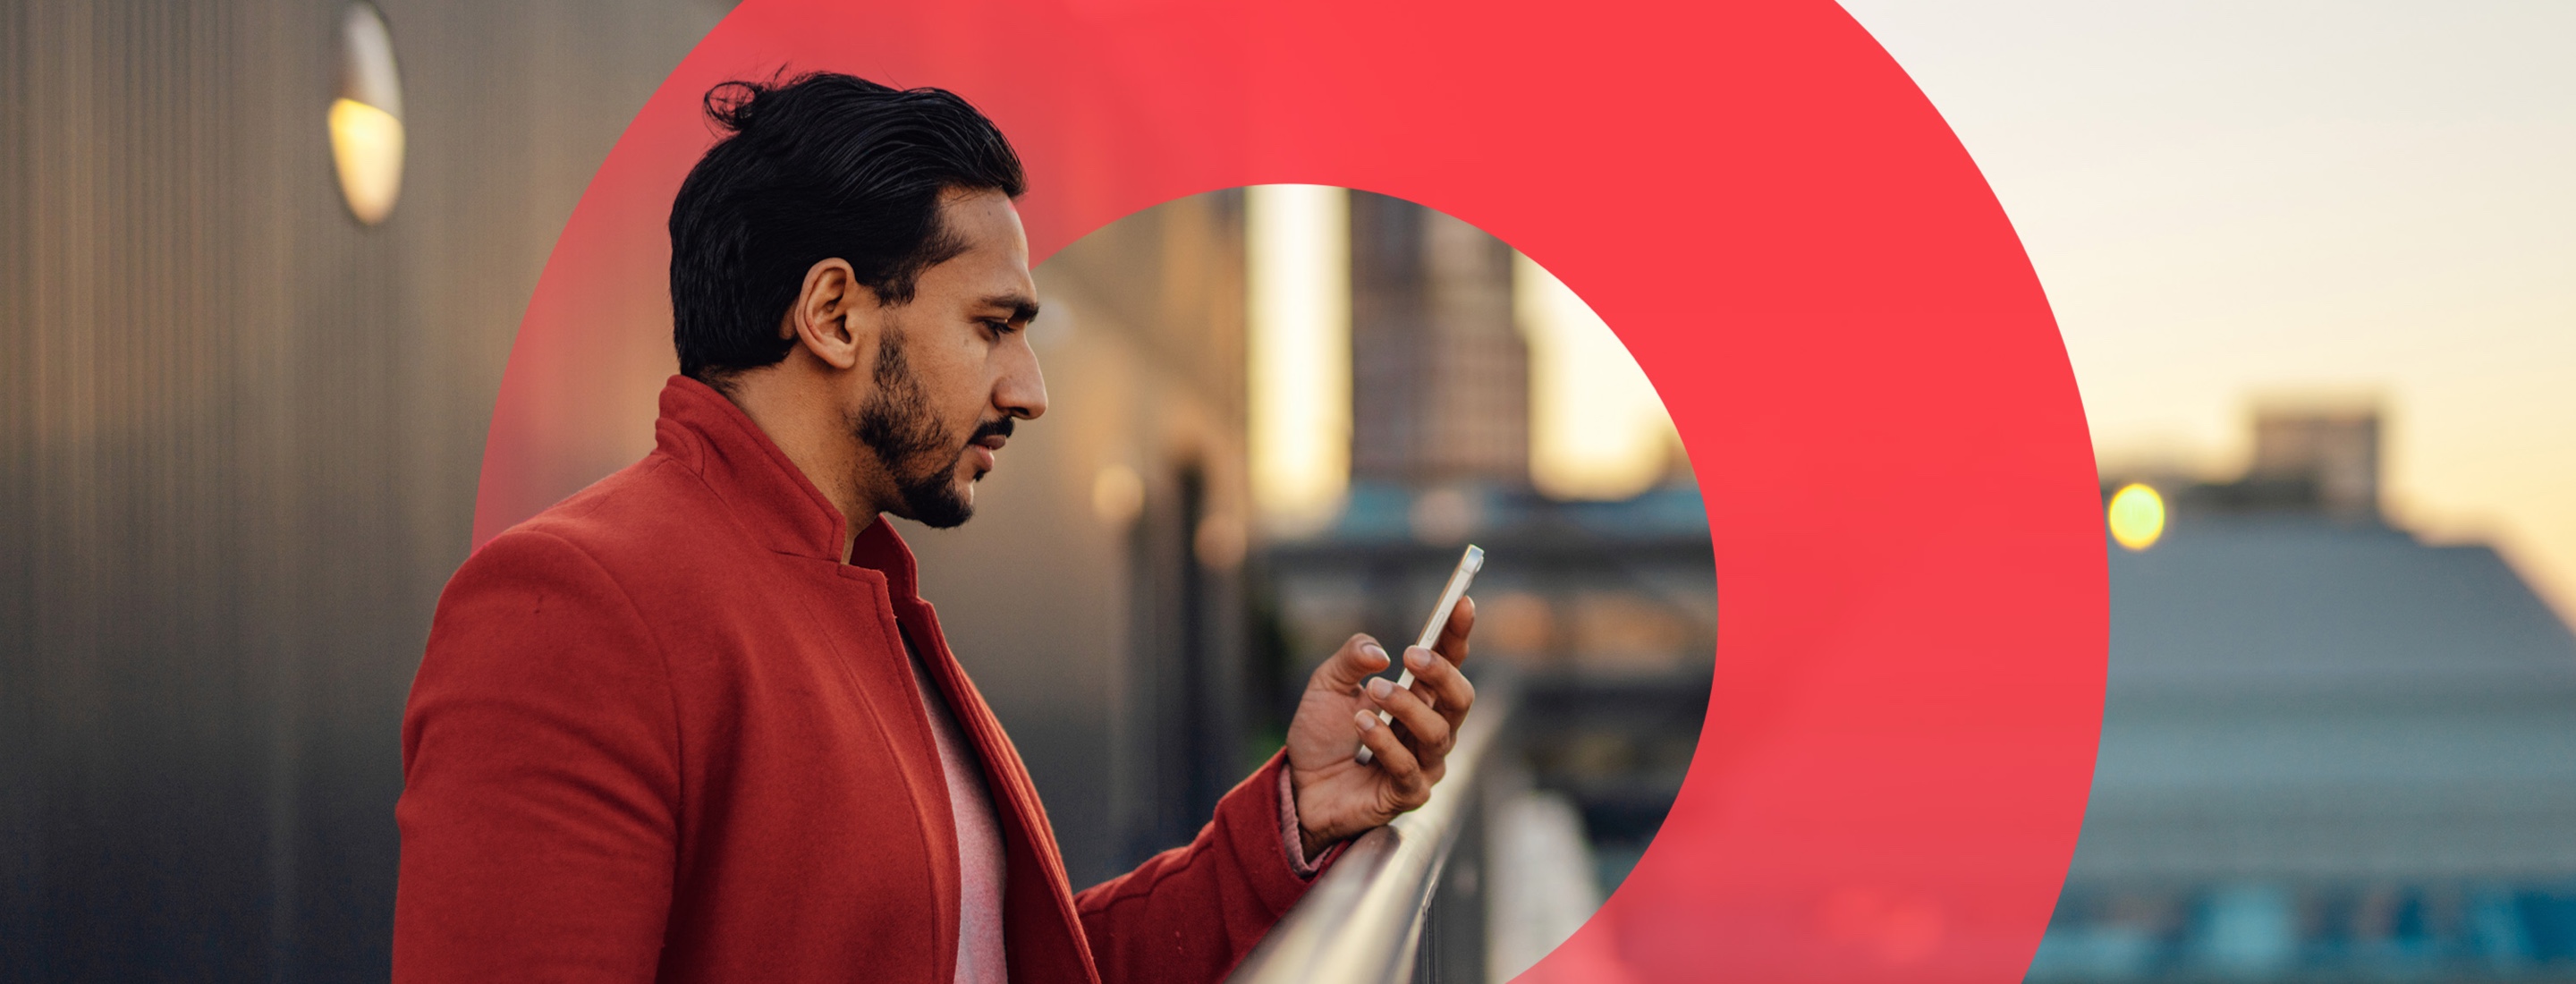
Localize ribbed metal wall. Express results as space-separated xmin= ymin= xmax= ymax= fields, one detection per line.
xmin=0 ymin=1 xmax=725 ymax=978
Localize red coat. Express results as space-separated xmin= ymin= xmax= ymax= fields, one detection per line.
xmin=394 ymin=376 xmax=1323 ymax=982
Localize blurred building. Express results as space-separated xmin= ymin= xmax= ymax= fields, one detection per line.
xmin=2244 ymin=404 xmax=2380 ymax=521
xmin=2039 ymin=404 xmax=2576 ymax=981
xmin=1348 ymin=191 xmax=1530 ymax=488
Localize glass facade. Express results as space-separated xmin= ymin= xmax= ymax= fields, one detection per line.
xmin=2034 ymin=882 xmax=2576 ymax=980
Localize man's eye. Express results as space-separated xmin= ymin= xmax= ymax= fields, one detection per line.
xmin=982 ymin=318 xmax=1013 ymax=335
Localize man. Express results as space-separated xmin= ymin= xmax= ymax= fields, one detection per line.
xmin=393 ymin=72 xmax=1477 ymax=983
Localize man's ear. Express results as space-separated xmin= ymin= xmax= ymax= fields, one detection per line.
xmin=784 ymin=258 xmax=878 ymax=371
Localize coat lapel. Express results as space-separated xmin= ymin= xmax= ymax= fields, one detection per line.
xmin=851 ymin=522 xmax=1101 ymax=984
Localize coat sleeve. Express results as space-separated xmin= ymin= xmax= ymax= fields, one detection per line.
xmin=1073 ymin=750 xmax=1339 ymax=983
xmin=393 ymin=529 xmax=681 ymax=983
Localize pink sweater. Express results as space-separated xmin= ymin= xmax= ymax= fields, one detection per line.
xmin=903 ymin=641 xmax=1011 ymax=984
xmin=902 ymin=646 xmax=1324 ymax=984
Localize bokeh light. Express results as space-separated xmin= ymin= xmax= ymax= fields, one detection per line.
xmin=2108 ymin=482 xmax=2167 ymax=551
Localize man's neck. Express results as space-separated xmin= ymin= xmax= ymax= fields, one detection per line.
xmin=706 ymin=373 xmax=888 ymax=564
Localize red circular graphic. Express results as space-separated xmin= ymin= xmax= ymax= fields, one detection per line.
xmin=474 ymin=2 xmax=2106 ymax=980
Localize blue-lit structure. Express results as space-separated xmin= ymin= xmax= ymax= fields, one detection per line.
xmin=2040 ymin=411 xmax=2576 ymax=982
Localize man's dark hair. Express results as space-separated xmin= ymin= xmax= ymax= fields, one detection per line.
xmin=668 ymin=72 xmax=1027 ymax=382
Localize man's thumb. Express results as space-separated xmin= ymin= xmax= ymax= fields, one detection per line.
xmin=1315 ymin=634 xmax=1392 ymax=691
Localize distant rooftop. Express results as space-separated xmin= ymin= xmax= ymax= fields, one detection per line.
xmin=2107 ymin=516 xmax=2576 ymax=700
xmin=2075 ymin=398 xmax=2576 ymax=886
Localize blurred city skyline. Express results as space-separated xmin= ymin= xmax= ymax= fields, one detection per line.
xmin=1840 ymin=2 xmax=2576 ymax=618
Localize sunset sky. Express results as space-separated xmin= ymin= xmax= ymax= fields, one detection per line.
xmin=1840 ymin=2 xmax=2576 ymax=618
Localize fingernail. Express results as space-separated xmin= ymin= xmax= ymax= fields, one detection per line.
xmin=1361 ymin=641 xmax=1388 ymax=664
xmin=1353 ymin=709 xmax=1378 ymax=731
xmin=1404 ymin=647 xmax=1431 ymax=670
xmin=1368 ymin=677 xmax=1394 ymax=700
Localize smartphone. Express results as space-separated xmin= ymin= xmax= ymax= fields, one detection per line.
xmin=1357 ymin=544 xmax=1484 ymax=765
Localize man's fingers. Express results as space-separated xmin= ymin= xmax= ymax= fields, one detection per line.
xmin=1352 ymin=710 xmax=1426 ymax=799
xmin=1402 ymin=644 xmax=1476 ymax=734
xmin=1312 ymin=634 xmax=1393 ymax=692
xmin=1434 ymin=595 xmax=1475 ymax=668
xmin=1366 ymin=675 xmax=1451 ymax=771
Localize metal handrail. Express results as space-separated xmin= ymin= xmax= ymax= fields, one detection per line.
xmin=1226 ymin=691 xmax=1513 ymax=984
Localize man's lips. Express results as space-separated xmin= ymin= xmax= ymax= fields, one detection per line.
xmin=963 ymin=420 xmax=1013 ymax=476
xmin=969 ymin=434 xmax=1005 ymax=472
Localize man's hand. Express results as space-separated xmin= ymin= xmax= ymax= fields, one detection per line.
xmin=1284 ymin=597 xmax=1477 ymax=859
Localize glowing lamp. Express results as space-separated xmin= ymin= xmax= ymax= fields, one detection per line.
xmin=2107 ymin=483 xmax=2166 ymax=551
xmin=330 ymin=3 xmax=404 ymax=225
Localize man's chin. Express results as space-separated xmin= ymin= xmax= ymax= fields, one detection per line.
xmin=893 ymin=478 xmax=977 ymax=530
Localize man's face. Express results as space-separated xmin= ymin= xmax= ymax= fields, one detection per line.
xmin=850 ymin=189 xmax=1046 ymax=528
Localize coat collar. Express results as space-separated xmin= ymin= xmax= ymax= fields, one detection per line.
xmin=652 ymin=374 xmax=922 ymax=601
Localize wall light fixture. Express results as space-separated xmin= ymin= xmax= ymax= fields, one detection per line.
xmin=329 ymin=3 xmax=403 ymax=225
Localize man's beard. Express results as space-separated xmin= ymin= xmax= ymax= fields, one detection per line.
xmin=850 ymin=331 xmax=1010 ymax=530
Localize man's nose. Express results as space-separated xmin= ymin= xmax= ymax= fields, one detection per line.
xmin=997 ymin=342 xmax=1047 ymax=420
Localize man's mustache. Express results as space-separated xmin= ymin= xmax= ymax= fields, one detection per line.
xmin=968 ymin=418 xmax=1014 ymax=445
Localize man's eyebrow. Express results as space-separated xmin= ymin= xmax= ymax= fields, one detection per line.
xmin=982 ymin=293 xmax=1041 ymax=323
